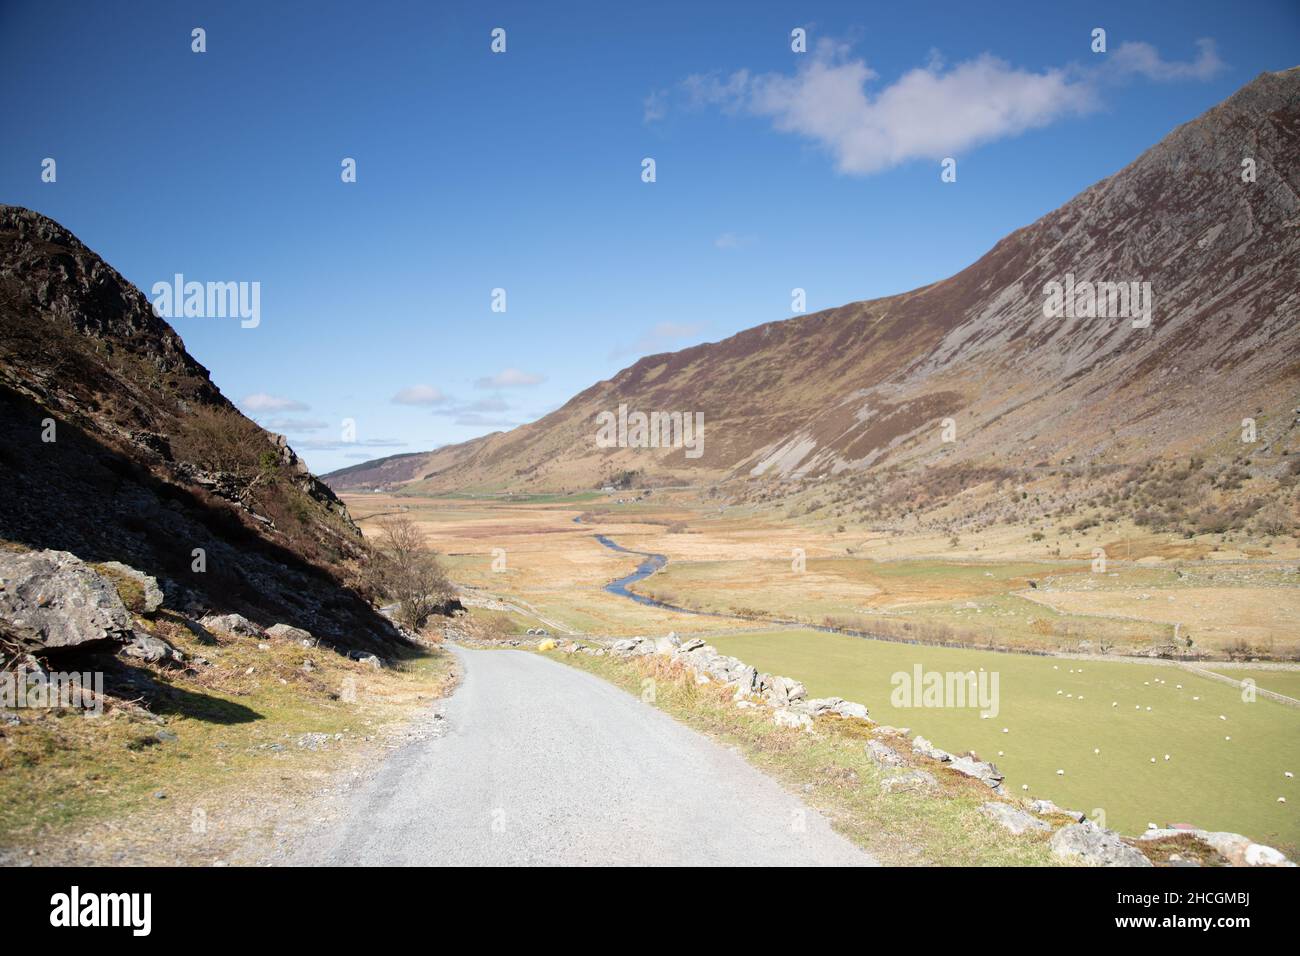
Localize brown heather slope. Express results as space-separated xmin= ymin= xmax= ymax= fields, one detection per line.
xmin=0 ymin=205 xmax=406 ymax=653
xmin=330 ymin=68 xmax=1300 ymax=506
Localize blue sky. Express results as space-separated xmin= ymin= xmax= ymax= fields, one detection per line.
xmin=3 ymin=0 xmax=1298 ymax=473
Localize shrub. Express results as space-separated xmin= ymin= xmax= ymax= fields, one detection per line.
xmin=365 ymin=515 xmax=454 ymax=630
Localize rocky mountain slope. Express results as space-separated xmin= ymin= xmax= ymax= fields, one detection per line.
xmin=0 ymin=204 xmax=406 ymax=661
xmin=328 ymin=68 xmax=1300 ymax=527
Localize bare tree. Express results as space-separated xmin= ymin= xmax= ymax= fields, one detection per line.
xmin=370 ymin=515 xmax=453 ymax=630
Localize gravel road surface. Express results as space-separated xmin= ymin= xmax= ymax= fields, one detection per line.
xmin=296 ymin=646 xmax=877 ymax=866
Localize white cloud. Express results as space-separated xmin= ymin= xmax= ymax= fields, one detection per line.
xmin=474 ymin=368 xmax=545 ymax=388
xmin=1110 ymin=38 xmax=1225 ymax=82
xmin=452 ymin=412 xmax=520 ymax=428
xmin=293 ymin=437 xmax=406 ymax=451
xmin=391 ymin=384 xmax=450 ymax=406
xmin=657 ymin=38 xmax=1222 ymax=176
xmin=610 ymin=321 xmax=707 ymax=359
xmin=643 ymin=89 xmax=668 ymax=123
xmin=714 ymin=231 xmax=756 ymax=250
xmin=265 ymin=417 xmax=329 ymax=432
xmin=240 ymin=392 xmax=309 ymax=412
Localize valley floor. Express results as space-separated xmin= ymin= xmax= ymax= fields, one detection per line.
xmin=343 ymin=491 xmax=1300 ymax=857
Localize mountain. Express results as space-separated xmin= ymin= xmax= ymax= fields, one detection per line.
xmin=0 ymin=205 xmax=404 ymax=652
xmin=327 ymin=68 xmax=1300 ymax=527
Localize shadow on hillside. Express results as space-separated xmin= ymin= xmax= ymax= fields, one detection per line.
xmin=0 ymin=385 xmax=408 ymax=656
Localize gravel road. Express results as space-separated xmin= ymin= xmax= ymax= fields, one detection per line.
xmin=295 ymin=646 xmax=877 ymax=866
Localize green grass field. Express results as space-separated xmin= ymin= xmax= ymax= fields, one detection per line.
xmin=707 ymin=629 xmax=1300 ymax=854
xmin=1205 ymin=667 xmax=1300 ymax=702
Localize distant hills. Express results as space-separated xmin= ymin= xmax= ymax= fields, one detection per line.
xmin=327 ymin=68 xmax=1300 ymax=532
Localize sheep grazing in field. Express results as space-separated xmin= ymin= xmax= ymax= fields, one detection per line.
xmin=1286 ymin=771 xmax=1294 ymax=779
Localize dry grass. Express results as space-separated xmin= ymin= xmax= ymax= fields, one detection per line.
xmin=0 ymin=616 xmax=457 ymax=864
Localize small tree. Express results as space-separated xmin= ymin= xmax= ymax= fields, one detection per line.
xmin=371 ymin=515 xmax=453 ymax=630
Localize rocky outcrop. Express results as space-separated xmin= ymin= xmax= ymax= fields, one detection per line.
xmin=1140 ymin=827 xmax=1295 ymax=867
xmin=947 ymin=754 xmax=1006 ymax=795
xmin=866 ymin=739 xmax=907 ymax=768
xmin=0 ymin=549 xmax=181 ymax=663
xmin=98 ymin=561 xmax=164 ymax=616
xmin=0 ymin=550 xmax=137 ymax=653
xmin=0 ymin=205 xmax=411 ymax=657
xmin=980 ymin=801 xmax=1052 ymax=836
xmin=267 ymin=623 xmax=315 ymax=646
xmin=1050 ymin=822 xmax=1153 ymax=867
xmin=199 ymin=614 xmax=263 ymax=639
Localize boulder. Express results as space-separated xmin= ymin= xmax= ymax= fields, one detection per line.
xmin=1196 ymin=831 xmax=1294 ymax=867
xmin=653 ymin=636 xmax=677 ymax=656
xmin=765 ymin=675 xmax=806 ymax=706
xmin=1050 ymin=822 xmax=1152 ymax=867
xmin=773 ymin=709 xmax=813 ymax=731
xmin=979 ymin=802 xmax=1051 ymax=836
xmin=948 ymin=754 xmax=1006 ymax=793
xmin=200 ymin=613 xmax=263 ymax=638
xmin=347 ymin=650 xmax=383 ymax=669
xmin=881 ymin=769 xmax=938 ymax=794
xmin=866 ymin=739 xmax=907 ymax=768
xmin=99 ymin=561 xmax=165 ymax=616
xmin=0 ymin=550 xmax=136 ymax=653
xmin=123 ymin=631 xmax=184 ymax=664
xmin=1029 ymin=799 xmax=1086 ymax=822
xmin=678 ymin=638 xmax=706 ymax=653
xmin=730 ymin=664 xmax=758 ymax=693
xmin=911 ymin=735 xmax=952 ymax=762
xmin=803 ymin=696 xmax=844 ymax=716
xmin=833 ymin=700 xmax=870 ymax=720
xmin=266 ymin=623 xmax=314 ymax=645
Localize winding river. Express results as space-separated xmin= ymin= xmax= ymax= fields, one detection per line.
xmin=584 ymin=519 xmax=1067 ymax=655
